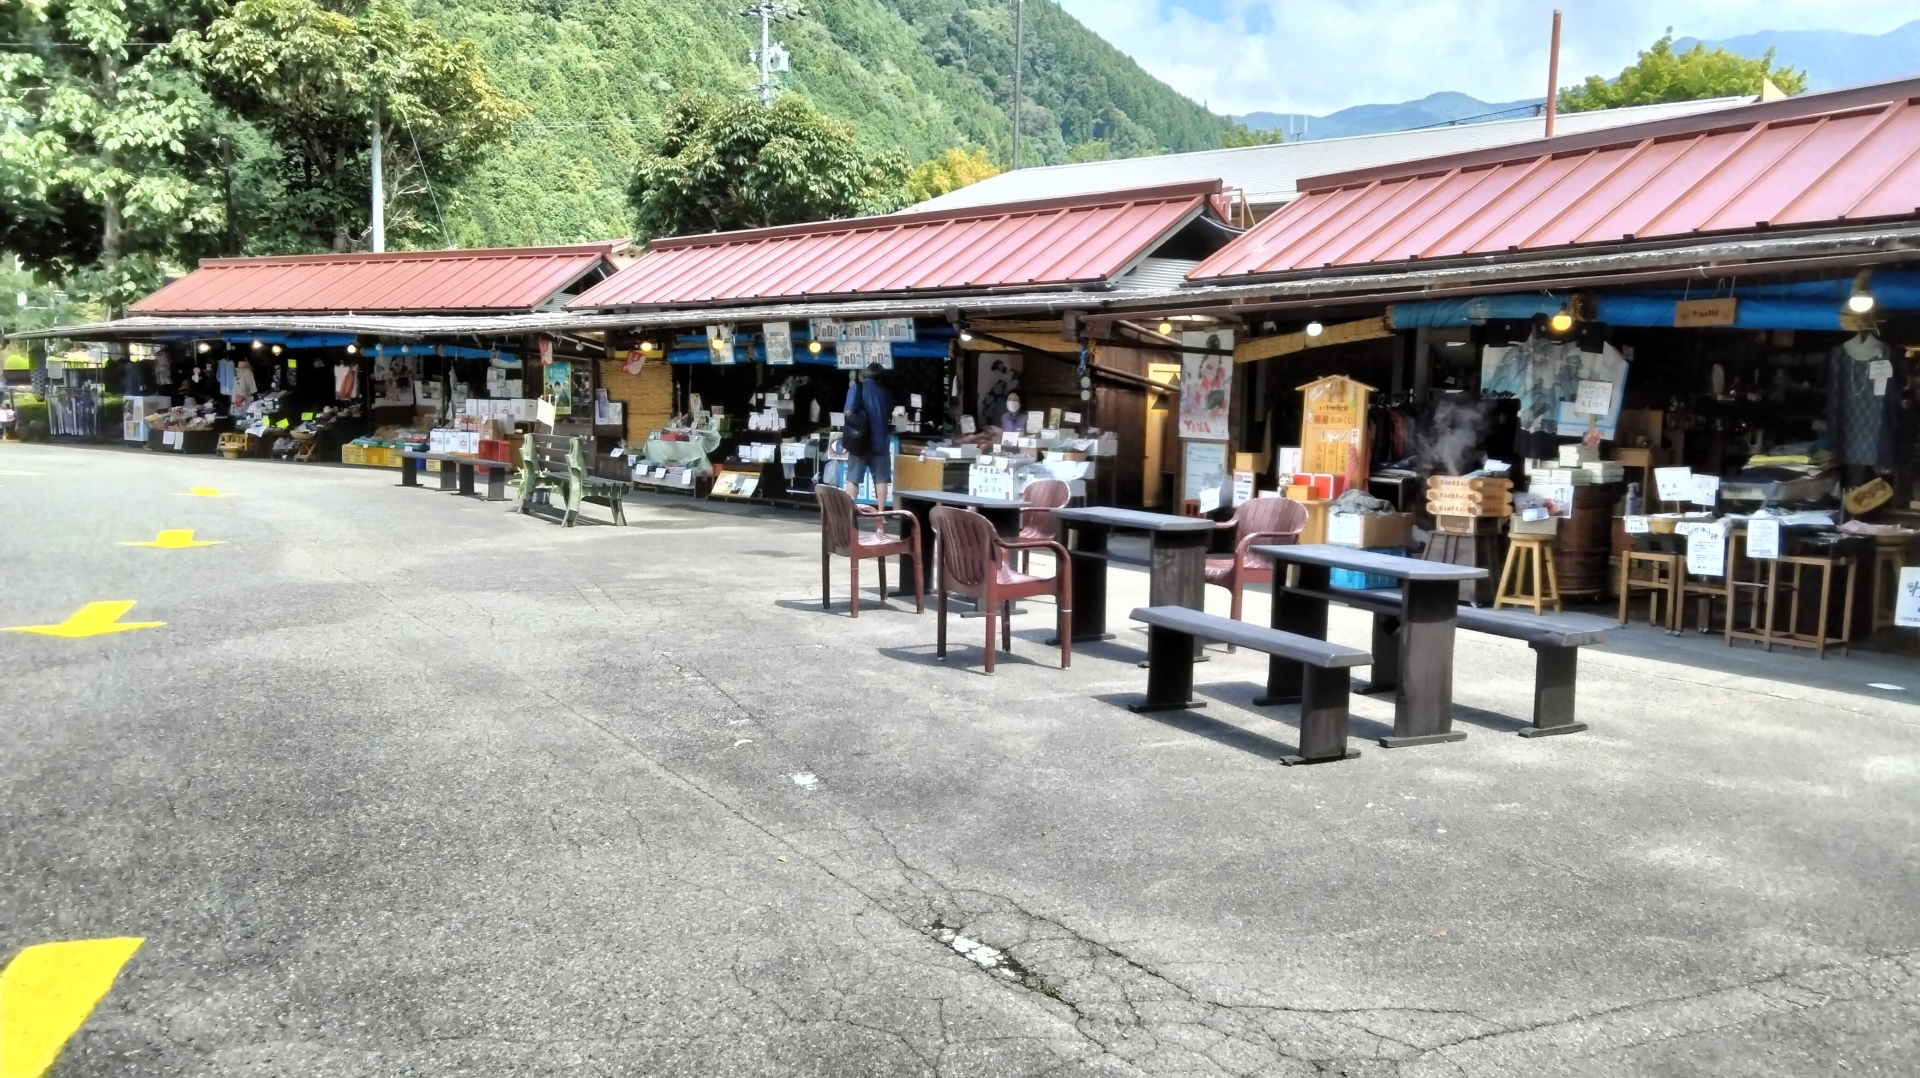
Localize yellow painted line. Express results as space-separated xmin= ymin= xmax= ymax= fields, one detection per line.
xmin=1 ymin=937 xmax=143 ymax=1078
xmin=120 ymin=530 xmax=222 ymax=550
xmin=176 ymin=488 xmax=232 ymax=498
xmin=4 ymin=602 xmax=165 ymax=639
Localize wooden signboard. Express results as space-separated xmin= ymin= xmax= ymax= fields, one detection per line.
xmin=1674 ymin=298 xmax=1738 ymax=327
xmin=1298 ymin=375 xmax=1373 ymax=487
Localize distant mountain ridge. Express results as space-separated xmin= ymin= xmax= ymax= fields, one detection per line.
xmin=1237 ymin=18 xmax=1920 ymax=141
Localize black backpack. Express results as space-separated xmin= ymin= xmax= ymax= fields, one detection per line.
xmin=842 ymin=388 xmax=873 ymax=457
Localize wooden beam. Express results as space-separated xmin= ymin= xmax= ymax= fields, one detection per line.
xmin=1232 ymin=315 xmax=1393 ymax=365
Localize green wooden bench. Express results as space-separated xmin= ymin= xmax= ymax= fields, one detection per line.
xmin=516 ymin=433 xmax=629 ymax=526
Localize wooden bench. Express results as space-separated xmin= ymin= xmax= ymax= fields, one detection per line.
xmin=1129 ymin=605 xmax=1372 ymax=765
xmin=516 ymin=433 xmax=630 ymax=526
xmin=1286 ymin=583 xmax=1615 ymax=736
xmin=399 ymin=451 xmax=511 ymax=501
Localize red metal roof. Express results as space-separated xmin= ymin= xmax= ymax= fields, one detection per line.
xmin=130 ymin=242 xmax=623 ymax=315
xmin=569 ymin=182 xmax=1221 ymax=310
xmin=1191 ymin=82 xmax=1920 ymax=282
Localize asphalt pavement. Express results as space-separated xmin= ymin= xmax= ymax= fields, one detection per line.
xmin=3 ymin=442 xmax=1917 ymax=1077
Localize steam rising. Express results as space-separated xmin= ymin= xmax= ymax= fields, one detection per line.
xmin=1415 ymin=396 xmax=1492 ymax=476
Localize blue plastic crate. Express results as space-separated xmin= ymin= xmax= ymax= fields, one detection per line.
xmin=1329 ymin=546 xmax=1406 ymax=590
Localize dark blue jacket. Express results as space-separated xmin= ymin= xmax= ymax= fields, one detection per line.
xmin=845 ymin=378 xmax=892 ymax=438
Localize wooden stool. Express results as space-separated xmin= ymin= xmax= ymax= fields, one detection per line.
xmin=1768 ymin=554 xmax=1857 ymax=659
xmin=1617 ymin=550 xmax=1681 ymax=630
xmin=1496 ymin=535 xmax=1562 ymax=614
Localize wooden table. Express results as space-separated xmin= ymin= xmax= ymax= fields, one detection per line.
xmin=1053 ymin=506 xmax=1218 ymax=644
xmin=893 ymin=489 xmax=1028 ymax=598
xmin=1255 ymin=544 xmax=1485 ymax=748
xmin=399 ymin=451 xmax=510 ymax=501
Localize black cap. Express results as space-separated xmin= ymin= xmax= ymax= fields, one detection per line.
xmin=866 ymin=362 xmax=885 ymax=374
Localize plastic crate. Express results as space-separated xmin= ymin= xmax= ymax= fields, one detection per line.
xmin=1329 ymin=546 xmax=1406 ymax=590
xmin=340 ymin=444 xmax=370 ymax=466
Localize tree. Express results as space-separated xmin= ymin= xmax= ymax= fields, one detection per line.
xmin=0 ymin=0 xmax=229 ymax=309
xmin=1560 ymin=33 xmax=1807 ymax=113
xmin=628 ymin=93 xmax=908 ymax=239
xmin=906 ymin=146 xmax=999 ymax=203
xmin=1220 ymin=124 xmax=1284 ymax=148
xmin=196 ymin=0 xmax=523 ymax=252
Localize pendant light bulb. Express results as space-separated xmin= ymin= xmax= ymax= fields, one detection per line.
xmin=807 ymin=340 xmax=822 ymax=355
xmin=345 ymin=343 xmax=359 ymax=355
xmin=1157 ymin=321 xmax=1174 ymax=336
xmin=1305 ymin=321 xmax=1324 ymax=337
xmin=1847 ymin=270 xmax=1876 ymax=314
xmin=196 ymin=341 xmax=211 ymax=354
xmin=1549 ymin=311 xmax=1574 ymax=334
xmin=958 ymin=330 xmax=973 ymax=342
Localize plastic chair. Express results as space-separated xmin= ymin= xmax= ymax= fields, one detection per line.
xmin=1017 ymin=479 xmax=1072 ymax=572
xmin=1205 ymin=497 xmax=1308 ymax=638
xmin=816 ymin=484 xmax=922 ymax=618
xmin=930 ymin=505 xmax=1071 ymax=674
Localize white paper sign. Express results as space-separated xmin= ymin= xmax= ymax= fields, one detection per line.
xmin=959 ymin=415 xmax=976 ymax=434
xmin=829 ymin=412 xmax=845 ymax=428
xmin=763 ymin=322 xmax=794 ymax=365
xmin=1897 ymin=567 xmax=1920 ymax=628
xmin=1625 ymin=515 xmax=1650 ymax=534
xmin=1574 ymin=379 xmax=1614 ymax=415
xmin=1691 ymin=473 xmax=1721 ymax=507
xmin=1197 ymin=487 xmax=1222 ymax=515
xmin=1687 ymin=522 xmax=1728 ymax=577
xmin=1870 ymin=358 xmax=1893 ymax=396
xmin=1063 ymin=411 xmax=1082 ymax=424
xmin=909 ymin=393 xmax=922 ymax=408
xmin=1654 ymin=467 xmax=1695 ymax=503
xmin=1534 ymin=482 xmax=1576 ymax=519
xmin=1746 ymin=517 xmax=1781 ymax=560
xmin=1327 ymin=514 xmax=1364 ymax=546
xmin=1232 ymin=470 xmax=1256 ymax=506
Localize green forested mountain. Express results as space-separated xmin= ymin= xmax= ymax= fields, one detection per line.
xmin=411 ymin=0 xmax=1239 ymax=247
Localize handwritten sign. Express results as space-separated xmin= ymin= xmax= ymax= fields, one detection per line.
xmin=1625 ymin=515 xmax=1650 ymax=534
xmin=1232 ymin=470 xmax=1256 ymax=506
xmin=1898 ymin=567 xmax=1920 ymax=629
xmin=1674 ymin=297 xmax=1738 ymax=327
xmin=1691 ymin=473 xmax=1721 ymax=507
xmin=1533 ymin=482 xmax=1576 ymax=519
xmin=1687 ymin=522 xmax=1727 ymax=577
xmin=1574 ymin=379 xmax=1614 ymax=415
xmin=1654 ymin=466 xmax=1694 ymax=503
xmin=1746 ymin=518 xmax=1781 ymax=560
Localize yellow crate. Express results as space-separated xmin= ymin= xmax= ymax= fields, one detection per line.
xmin=341 ymin=444 xmax=370 ymax=465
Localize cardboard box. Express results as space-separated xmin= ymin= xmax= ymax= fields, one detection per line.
xmin=1510 ymin=515 xmax=1560 ymax=537
xmin=1327 ymin=512 xmax=1413 ymax=548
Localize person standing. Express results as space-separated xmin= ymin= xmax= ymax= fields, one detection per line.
xmin=842 ymin=362 xmax=894 ymax=522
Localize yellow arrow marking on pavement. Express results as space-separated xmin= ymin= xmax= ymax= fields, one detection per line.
xmin=120 ymin=530 xmax=222 ymax=549
xmin=0 ymin=937 xmax=143 ymax=1078
xmin=3 ymin=602 xmax=165 ymax=639
xmin=177 ymin=487 xmax=231 ymax=497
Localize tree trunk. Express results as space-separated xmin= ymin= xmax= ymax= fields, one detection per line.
xmin=98 ymin=50 xmax=123 ymax=316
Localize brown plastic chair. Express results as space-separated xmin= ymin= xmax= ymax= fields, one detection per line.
xmin=1205 ymin=497 xmax=1308 ymax=641
xmin=816 ymin=484 xmax=922 ymax=618
xmin=1016 ymin=478 xmax=1072 ymax=572
xmin=930 ymin=505 xmax=1071 ymax=674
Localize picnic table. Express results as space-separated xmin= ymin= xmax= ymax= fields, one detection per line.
xmin=398 ymin=451 xmax=510 ymax=501
xmin=1053 ymin=506 xmax=1218 ymax=644
xmin=1254 ymin=544 xmax=1484 ymax=747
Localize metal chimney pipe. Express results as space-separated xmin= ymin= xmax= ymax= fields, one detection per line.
xmin=1544 ymin=9 xmax=1562 ymax=139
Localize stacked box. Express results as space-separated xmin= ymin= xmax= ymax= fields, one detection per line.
xmin=1425 ymin=475 xmax=1513 ymax=517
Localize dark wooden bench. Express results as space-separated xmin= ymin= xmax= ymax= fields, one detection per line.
xmin=398 ymin=451 xmax=510 ymax=501
xmin=1129 ymin=606 xmax=1372 ymax=765
xmin=1286 ymin=584 xmax=1615 ymax=736
xmin=516 ymin=433 xmax=629 ymax=526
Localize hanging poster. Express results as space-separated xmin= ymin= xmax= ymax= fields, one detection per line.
xmin=763 ymin=322 xmax=794 ymax=366
xmin=416 ymin=377 xmax=444 ymax=408
xmin=1553 ymin=343 xmax=1628 ymax=440
xmin=1746 ymin=518 xmax=1781 ymax=560
xmin=706 ymin=324 xmax=736 ymax=365
xmin=1178 ymin=330 xmax=1233 ymax=439
xmin=538 ymin=338 xmax=554 ymax=366
xmin=1687 ymin=521 xmax=1728 ymax=577
xmin=333 ymin=363 xmax=357 ymax=400
xmin=1298 ymin=374 xmax=1372 ymax=482
xmin=373 ymin=354 xmax=416 ymax=406
xmin=620 ymin=349 xmax=646 ymax=375
xmin=545 ymin=360 xmax=573 ymax=410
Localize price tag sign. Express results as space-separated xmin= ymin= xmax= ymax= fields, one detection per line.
xmin=1625 ymin=515 xmax=1650 ymax=534
xmin=1746 ymin=518 xmax=1781 ymax=560
xmin=1654 ymin=467 xmax=1694 ymax=503
xmin=1691 ymin=473 xmax=1722 ymax=507
xmin=1574 ymin=379 xmax=1614 ymax=415
xmin=1687 ymin=522 xmax=1727 ymax=577
xmin=1870 ymin=358 xmax=1893 ymax=396
xmin=1898 ymin=567 xmax=1920 ymax=629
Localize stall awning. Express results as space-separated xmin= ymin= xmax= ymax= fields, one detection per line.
xmin=1191 ymin=79 xmax=1920 ymax=284
xmin=130 ymin=241 xmax=628 ymax=315
xmin=570 ymin=182 xmax=1226 ymax=310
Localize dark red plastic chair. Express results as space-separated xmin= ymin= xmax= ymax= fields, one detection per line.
xmin=930 ymin=505 xmax=1071 ymax=674
xmin=1016 ymin=478 xmax=1072 ymax=573
xmin=816 ymin=484 xmax=922 ymax=618
xmin=1206 ymin=497 xmax=1307 ymax=639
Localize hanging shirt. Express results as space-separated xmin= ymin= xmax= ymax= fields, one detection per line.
xmin=216 ymin=359 xmax=236 ymax=395
xmin=1827 ymin=333 xmax=1900 ymax=469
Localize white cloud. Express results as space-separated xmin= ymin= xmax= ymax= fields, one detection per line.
xmin=1056 ymin=0 xmax=1920 ymax=115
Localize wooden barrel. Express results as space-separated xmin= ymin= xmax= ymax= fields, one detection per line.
xmin=1552 ymin=483 xmax=1618 ymax=598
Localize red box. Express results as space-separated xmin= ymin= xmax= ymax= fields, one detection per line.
xmin=478 ymin=438 xmax=511 ymax=463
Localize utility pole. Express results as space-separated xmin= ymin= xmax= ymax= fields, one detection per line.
xmin=370 ymin=95 xmax=385 ymax=253
xmin=742 ymin=2 xmax=796 ymax=106
xmin=1011 ymin=0 xmax=1024 ymax=170
xmin=1544 ymin=9 xmax=1562 ymax=138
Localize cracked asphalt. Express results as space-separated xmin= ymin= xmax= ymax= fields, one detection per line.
xmin=4 ymin=442 xmax=1918 ymax=1077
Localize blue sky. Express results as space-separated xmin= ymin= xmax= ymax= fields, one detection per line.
xmin=1056 ymin=1 xmax=1920 ymax=115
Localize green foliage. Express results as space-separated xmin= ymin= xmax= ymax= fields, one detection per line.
xmin=0 ymin=0 xmax=230 ymax=308
xmin=414 ymin=0 xmax=1240 ymax=246
xmin=1560 ymin=34 xmax=1807 ymax=113
xmin=906 ymin=145 xmax=998 ymax=202
xmin=1220 ymin=123 xmax=1284 ymax=148
xmin=197 ymin=0 xmax=524 ymax=252
xmin=629 ymin=93 xmax=907 ymax=237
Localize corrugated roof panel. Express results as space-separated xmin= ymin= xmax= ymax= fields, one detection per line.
xmin=1190 ymin=82 xmax=1920 ymax=282
xmin=571 ymin=184 xmax=1218 ymax=309
xmin=130 ymin=243 xmax=620 ymax=314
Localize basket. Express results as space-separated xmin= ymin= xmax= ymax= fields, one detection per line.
xmin=217 ymin=433 xmax=251 ymax=460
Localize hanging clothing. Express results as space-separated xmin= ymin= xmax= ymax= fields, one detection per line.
xmin=215 ymin=359 xmax=236 ymax=396
xmin=334 ymin=363 xmax=357 ymax=400
xmin=1826 ymin=333 xmax=1902 ymax=469
xmin=231 ymin=361 xmax=257 ymax=402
